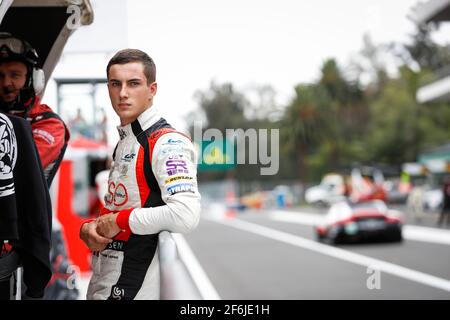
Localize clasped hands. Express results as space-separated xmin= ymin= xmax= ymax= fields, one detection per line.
xmin=96 ymin=212 xmax=122 ymax=238
xmin=80 ymin=212 xmax=122 ymax=252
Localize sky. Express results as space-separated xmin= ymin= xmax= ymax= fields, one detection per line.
xmin=122 ymin=0 xmax=450 ymax=131
xmin=45 ymin=0 xmax=450 ymax=137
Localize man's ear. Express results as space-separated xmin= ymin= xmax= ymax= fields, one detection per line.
xmin=149 ymin=81 xmax=157 ymax=97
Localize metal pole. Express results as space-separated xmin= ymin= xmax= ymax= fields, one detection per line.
xmin=14 ymin=267 xmax=21 ymax=300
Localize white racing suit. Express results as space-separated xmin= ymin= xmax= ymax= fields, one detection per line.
xmin=86 ymin=106 xmax=201 ymax=300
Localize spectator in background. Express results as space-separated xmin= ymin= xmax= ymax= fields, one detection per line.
xmin=69 ymin=107 xmax=91 ymax=138
xmin=407 ymin=181 xmax=425 ymax=222
xmin=98 ymin=107 xmax=108 ymax=144
xmin=438 ymin=176 xmax=450 ymax=226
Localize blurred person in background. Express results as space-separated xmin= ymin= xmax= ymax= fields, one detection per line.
xmin=438 ymin=176 xmax=450 ymax=226
xmin=98 ymin=107 xmax=108 ymax=144
xmin=407 ymin=182 xmax=425 ymax=222
xmin=68 ymin=107 xmax=91 ymax=139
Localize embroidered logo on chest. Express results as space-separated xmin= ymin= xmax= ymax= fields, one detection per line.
xmin=105 ymin=182 xmax=129 ymax=206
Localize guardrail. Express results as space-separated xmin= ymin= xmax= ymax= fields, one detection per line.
xmin=158 ymin=231 xmax=202 ymax=300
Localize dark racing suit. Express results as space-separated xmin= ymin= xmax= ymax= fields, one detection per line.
xmin=6 ymin=97 xmax=74 ymax=299
xmin=85 ymin=106 xmax=201 ymax=300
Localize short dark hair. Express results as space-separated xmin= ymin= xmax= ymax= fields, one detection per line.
xmin=106 ymin=49 xmax=156 ymax=84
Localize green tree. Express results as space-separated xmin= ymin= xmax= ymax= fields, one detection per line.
xmin=282 ymin=58 xmax=366 ymax=183
xmin=402 ymin=24 xmax=450 ymax=72
xmin=189 ymin=81 xmax=283 ymax=184
xmin=365 ymin=65 xmax=450 ymax=165
xmin=190 ymin=81 xmax=248 ymax=133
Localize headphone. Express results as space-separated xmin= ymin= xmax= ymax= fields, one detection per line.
xmin=31 ymin=67 xmax=45 ymax=95
xmin=0 ymin=32 xmax=45 ymax=96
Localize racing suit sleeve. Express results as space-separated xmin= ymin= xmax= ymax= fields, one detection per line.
xmin=31 ymin=117 xmax=66 ymax=169
xmin=116 ymin=132 xmax=201 ymax=235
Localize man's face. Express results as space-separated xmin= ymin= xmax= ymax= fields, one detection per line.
xmin=0 ymin=61 xmax=27 ymax=103
xmin=107 ymin=62 xmax=157 ymax=126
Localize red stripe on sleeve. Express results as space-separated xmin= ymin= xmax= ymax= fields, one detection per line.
xmin=135 ymin=146 xmax=150 ymax=206
xmin=116 ymin=208 xmax=134 ymax=232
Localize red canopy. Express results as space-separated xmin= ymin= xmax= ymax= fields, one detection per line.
xmin=69 ymin=136 xmax=107 ymax=150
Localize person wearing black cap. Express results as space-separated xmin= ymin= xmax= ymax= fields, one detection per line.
xmin=0 ymin=32 xmax=69 ymax=185
xmin=0 ymin=33 xmax=74 ymax=300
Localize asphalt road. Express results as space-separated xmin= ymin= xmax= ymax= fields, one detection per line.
xmin=183 ymin=205 xmax=450 ymax=299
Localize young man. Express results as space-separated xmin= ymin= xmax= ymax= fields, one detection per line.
xmin=80 ymin=49 xmax=201 ymax=300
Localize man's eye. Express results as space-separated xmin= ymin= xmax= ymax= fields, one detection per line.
xmin=111 ymin=82 xmax=120 ymax=87
xmin=130 ymin=82 xmax=140 ymax=86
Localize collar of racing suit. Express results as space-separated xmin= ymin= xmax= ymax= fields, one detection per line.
xmin=116 ymin=105 xmax=160 ymax=140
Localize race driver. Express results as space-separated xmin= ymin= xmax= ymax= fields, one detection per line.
xmin=80 ymin=48 xmax=201 ymax=300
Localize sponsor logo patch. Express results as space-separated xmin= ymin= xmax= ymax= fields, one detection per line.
xmin=33 ymin=128 xmax=55 ymax=144
xmin=168 ymin=154 xmax=184 ymax=160
xmin=118 ymin=129 xmax=127 ymax=140
xmin=167 ymin=183 xmax=194 ymax=195
xmin=119 ymin=164 xmax=129 ymax=176
xmin=163 ymin=138 xmax=185 ymax=145
xmin=121 ymin=153 xmax=136 ymax=162
xmin=114 ymin=183 xmax=128 ymax=206
xmin=164 ymin=175 xmax=193 ymax=185
xmin=105 ymin=182 xmax=129 ymax=206
xmin=106 ymin=240 xmax=126 ymax=251
xmin=160 ymin=146 xmax=190 ymax=155
xmin=165 ymin=159 xmax=189 ymax=176
xmin=167 ymin=183 xmax=194 ymax=196
xmin=111 ymin=285 xmax=124 ymax=300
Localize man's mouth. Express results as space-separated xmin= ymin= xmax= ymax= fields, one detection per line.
xmin=2 ymin=88 xmax=15 ymax=95
xmin=1 ymin=89 xmax=17 ymax=101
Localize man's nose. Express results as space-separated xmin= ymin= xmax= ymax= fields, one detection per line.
xmin=0 ymin=76 xmax=11 ymax=87
xmin=0 ymin=75 xmax=14 ymax=87
xmin=119 ymin=84 xmax=128 ymax=99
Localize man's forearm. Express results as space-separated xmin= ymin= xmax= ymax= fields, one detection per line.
xmin=117 ymin=193 xmax=201 ymax=235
